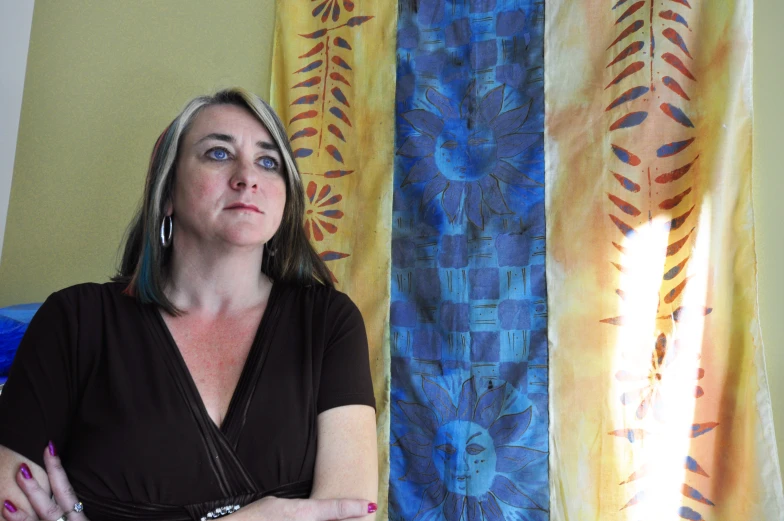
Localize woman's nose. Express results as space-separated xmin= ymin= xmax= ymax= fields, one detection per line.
xmin=230 ymin=158 xmax=258 ymax=190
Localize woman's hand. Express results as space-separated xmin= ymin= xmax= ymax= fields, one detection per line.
xmin=2 ymin=443 xmax=88 ymax=521
xmin=238 ymin=496 xmax=377 ymax=521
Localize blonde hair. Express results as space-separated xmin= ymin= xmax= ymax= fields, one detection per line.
xmin=117 ymin=88 xmax=333 ymax=314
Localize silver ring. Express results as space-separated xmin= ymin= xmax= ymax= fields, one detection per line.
xmin=72 ymin=501 xmax=84 ymax=514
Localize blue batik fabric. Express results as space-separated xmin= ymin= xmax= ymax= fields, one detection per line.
xmin=389 ymin=1 xmax=548 ymax=520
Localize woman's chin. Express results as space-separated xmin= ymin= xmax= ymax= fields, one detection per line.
xmin=211 ymin=226 xmax=275 ymax=249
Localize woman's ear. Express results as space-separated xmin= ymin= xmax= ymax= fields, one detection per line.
xmin=164 ymin=200 xmax=173 ymax=217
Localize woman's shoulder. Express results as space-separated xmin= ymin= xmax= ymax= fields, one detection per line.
xmin=32 ymin=282 xmax=147 ymax=358
xmin=49 ymin=280 xmax=131 ymax=306
xmin=276 ymin=281 xmax=356 ymax=310
xmin=21 ymin=282 xmax=139 ymax=360
xmin=277 ymin=284 xmax=365 ymax=336
xmin=41 ymin=281 xmax=137 ymax=324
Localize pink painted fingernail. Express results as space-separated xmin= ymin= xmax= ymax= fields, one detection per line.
xmin=368 ymin=502 xmax=378 ymax=514
xmin=20 ymin=463 xmax=32 ymax=479
xmin=49 ymin=440 xmax=57 ymax=456
xmin=4 ymin=499 xmax=17 ymax=513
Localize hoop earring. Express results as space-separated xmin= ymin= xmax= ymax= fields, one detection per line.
xmin=160 ymin=215 xmax=173 ymax=248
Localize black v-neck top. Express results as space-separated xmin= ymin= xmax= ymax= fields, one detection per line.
xmin=0 ymin=282 xmax=375 ymax=520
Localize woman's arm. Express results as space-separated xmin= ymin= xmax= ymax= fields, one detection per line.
xmin=219 ymin=403 xmax=379 ymax=520
xmin=6 ymin=442 xmax=376 ymax=521
xmin=310 ymin=404 xmax=378 ymax=519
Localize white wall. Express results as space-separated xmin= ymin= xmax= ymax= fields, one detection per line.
xmin=0 ymin=0 xmax=35 ymax=264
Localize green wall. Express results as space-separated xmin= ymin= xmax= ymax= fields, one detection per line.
xmin=753 ymin=0 xmax=784 ymax=480
xmin=0 ymin=0 xmax=276 ymax=304
xmin=1 ymin=0 xmax=782 ymax=478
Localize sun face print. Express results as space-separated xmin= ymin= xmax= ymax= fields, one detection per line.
xmin=397 ymin=82 xmax=542 ymax=230
xmin=394 ymin=376 xmax=548 ymax=521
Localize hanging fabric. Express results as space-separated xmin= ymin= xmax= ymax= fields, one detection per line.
xmin=271 ymin=1 xmax=398 ymax=516
xmin=390 ymin=1 xmax=549 ymax=520
xmin=545 ymin=0 xmax=784 ymax=519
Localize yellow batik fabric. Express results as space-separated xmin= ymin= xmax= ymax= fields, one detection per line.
xmin=271 ymin=1 xmax=396 ymax=516
xmin=545 ymin=0 xmax=784 ymax=519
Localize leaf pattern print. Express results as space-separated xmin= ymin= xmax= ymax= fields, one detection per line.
xmin=280 ymin=2 xmax=377 ymax=284
xmin=288 ymin=7 xmax=375 ymax=165
xmin=602 ymin=0 xmax=718 ymax=518
xmin=311 ymin=0 xmax=355 ymax=23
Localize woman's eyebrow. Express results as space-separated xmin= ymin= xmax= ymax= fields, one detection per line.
xmin=193 ymin=133 xmax=279 ymax=154
xmin=195 ymin=133 xmax=234 ymax=145
xmin=257 ymin=140 xmax=280 ymax=153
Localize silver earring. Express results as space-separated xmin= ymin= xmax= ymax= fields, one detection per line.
xmin=160 ymin=215 xmax=173 ymax=248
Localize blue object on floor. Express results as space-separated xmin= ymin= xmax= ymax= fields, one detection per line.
xmin=0 ymin=303 xmax=42 ymax=376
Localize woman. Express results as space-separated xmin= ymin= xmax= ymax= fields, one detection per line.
xmin=0 ymin=88 xmax=378 ymax=520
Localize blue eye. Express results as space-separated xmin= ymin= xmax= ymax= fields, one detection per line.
xmin=260 ymin=157 xmax=278 ymax=170
xmin=208 ymin=148 xmax=229 ymax=160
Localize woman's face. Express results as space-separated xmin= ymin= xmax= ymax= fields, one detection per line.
xmin=168 ymin=104 xmax=287 ymax=252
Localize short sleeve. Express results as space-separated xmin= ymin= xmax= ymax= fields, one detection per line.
xmin=0 ymin=291 xmax=76 ymax=467
xmin=316 ymin=292 xmax=375 ymax=414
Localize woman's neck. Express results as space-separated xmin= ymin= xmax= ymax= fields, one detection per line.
xmin=164 ymin=241 xmax=270 ymax=315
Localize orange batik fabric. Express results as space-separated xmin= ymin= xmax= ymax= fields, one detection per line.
xmin=271 ymin=1 xmax=396 ymax=517
xmin=545 ymin=0 xmax=784 ymax=520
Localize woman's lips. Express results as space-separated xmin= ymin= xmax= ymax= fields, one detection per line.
xmin=225 ymin=202 xmax=261 ymax=213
